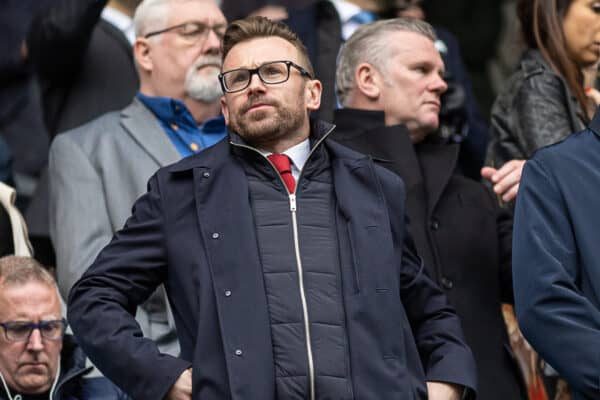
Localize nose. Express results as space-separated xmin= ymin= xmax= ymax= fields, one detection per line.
xmin=246 ymin=71 xmax=267 ymax=94
xmin=429 ymin=73 xmax=448 ymax=95
xmin=202 ymin=28 xmax=222 ymax=56
xmin=26 ymin=328 xmax=44 ymax=352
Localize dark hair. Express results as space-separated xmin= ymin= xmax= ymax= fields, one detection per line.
xmin=517 ymin=0 xmax=590 ymax=120
xmin=221 ymin=16 xmax=315 ymax=77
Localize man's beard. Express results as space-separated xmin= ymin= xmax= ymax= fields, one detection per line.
xmin=228 ymin=92 xmax=306 ymax=148
xmin=184 ymin=55 xmax=223 ymax=103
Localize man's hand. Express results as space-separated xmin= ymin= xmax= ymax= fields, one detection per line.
xmin=481 ymin=159 xmax=526 ymax=203
xmin=427 ymin=381 xmax=462 ymax=400
xmin=165 ymin=368 xmax=192 ymax=400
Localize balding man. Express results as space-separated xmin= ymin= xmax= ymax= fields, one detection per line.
xmin=0 ymin=256 xmax=126 ymax=399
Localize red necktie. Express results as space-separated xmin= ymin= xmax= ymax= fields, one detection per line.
xmin=268 ymin=154 xmax=296 ymax=193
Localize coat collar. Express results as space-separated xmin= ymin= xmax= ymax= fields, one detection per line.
xmin=120 ymin=98 xmax=181 ymax=167
xmin=332 ymin=108 xmax=459 ymax=214
xmin=588 ymin=106 xmax=600 ymax=139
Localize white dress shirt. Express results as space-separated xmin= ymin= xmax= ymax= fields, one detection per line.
xmin=101 ymin=7 xmax=136 ymax=45
xmin=260 ymin=138 xmax=311 ymax=181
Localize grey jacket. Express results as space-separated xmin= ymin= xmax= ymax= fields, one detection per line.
xmin=486 ymin=49 xmax=586 ymax=168
xmin=48 ymin=98 xmax=180 ymax=356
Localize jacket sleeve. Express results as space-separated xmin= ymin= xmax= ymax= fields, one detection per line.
xmin=67 ymin=172 xmax=191 ymax=400
xmin=398 ymin=228 xmax=477 ymax=396
xmin=27 ymin=0 xmax=107 ymax=83
xmin=48 ymin=133 xmax=114 ymax=300
xmin=488 ymin=72 xmax=577 ymax=167
xmin=513 ymin=158 xmax=600 ymax=396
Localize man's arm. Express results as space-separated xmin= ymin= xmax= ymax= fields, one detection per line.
xmin=398 ymin=227 xmax=476 ymax=398
xmin=48 ymin=133 xmax=115 ymax=300
xmin=484 ymin=72 xmax=578 ymax=201
xmin=513 ymin=158 xmax=600 ymax=397
xmin=67 ymin=173 xmax=191 ymax=400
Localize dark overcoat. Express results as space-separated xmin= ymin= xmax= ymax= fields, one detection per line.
xmin=68 ymin=123 xmax=477 ymax=400
xmin=332 ymin=109 xmax=524 ymax=400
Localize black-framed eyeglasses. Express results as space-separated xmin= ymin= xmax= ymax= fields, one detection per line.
xmin=218 ymin=60 xmax=313 ymax=93
xmin=0 ymin=319 xmax=67 ymax=342
xmin=144 ymin=21 xmax=226 ymax=45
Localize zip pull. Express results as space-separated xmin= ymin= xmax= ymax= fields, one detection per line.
xmin=289 ymin=193 xmax=297 ymax=212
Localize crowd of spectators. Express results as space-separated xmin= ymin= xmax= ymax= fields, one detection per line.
xmin=1 ymin=0 xmax=599 ymax=399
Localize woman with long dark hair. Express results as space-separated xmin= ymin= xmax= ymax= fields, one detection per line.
xmin=482 ymin=0 xmax=600 ymax=202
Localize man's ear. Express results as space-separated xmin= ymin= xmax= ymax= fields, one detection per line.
xmin=133 ymin=38 xmax=153 ymax=72
xmin=305 ymin=79 xmax=322 ymax=111
xmin=355 ymin=62 xmax=381 ymax=100
xmin=220 ymin=95 xmax=230 ymax=125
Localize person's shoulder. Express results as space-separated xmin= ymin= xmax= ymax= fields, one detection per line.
xmin=51 ymin=110 xmax=123 ymax=151
xmin=529 ymin=128 xmax=594 ymax=168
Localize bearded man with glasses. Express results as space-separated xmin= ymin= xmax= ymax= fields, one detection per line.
xmin=68 ymin=16 xmax=476 ymax=400
xmin=0 ymin=256 xmax=127 ymax=399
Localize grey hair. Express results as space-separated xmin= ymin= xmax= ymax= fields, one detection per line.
xmin=134 ymin=0 xmax=216 ymax=38
xmin=0 ymin=256 xmax=57 ymax=290
xmin=336 ymin=17 xmax=437 ymax=106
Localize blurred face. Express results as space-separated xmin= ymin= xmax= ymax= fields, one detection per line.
xmin=0 ymin=282 xmax=62 ymax=394
xmin=139 ymin=0 xmax=227 ymax=101
xmin=220 ymin=37 xmax=321 ymax=150
xmin=378 ymin=31 xmax=447 ymax=142
xmin=562 ymin=0 xmax=600 ymax=67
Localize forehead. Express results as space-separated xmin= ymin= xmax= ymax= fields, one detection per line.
xmin=166 ymin=0 xmax=226 ymax=25
xmin=388 ymin=31 xmax=443 ymax=66
xmin=0 ymin=282 xmax=61 ymax=321
xmin=223 ymin=37 xmax=302 ymax=70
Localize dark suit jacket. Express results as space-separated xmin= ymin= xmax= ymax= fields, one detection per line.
xmin=513 ymin=110 xmax=600 ymax=400
xmin=332 ymin=108 xmax=524 ymax=400
xmin=68 ymin=122 xmax=477 ymax=400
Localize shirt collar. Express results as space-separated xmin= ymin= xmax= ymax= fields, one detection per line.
xmin=329 ymin=0 xmax=363 ymax=25
xmin=137 ymin=92 xmax=226 ymax=131
xmin=259 ymin=138 xmax=311 ymax=172
xmin=101 ymin=6 xmax=135 ymax=45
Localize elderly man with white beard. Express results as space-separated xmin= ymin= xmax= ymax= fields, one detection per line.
xmin=47 ymin=0 xmax=228 ymax=359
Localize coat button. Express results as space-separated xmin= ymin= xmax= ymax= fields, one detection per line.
xmin=225 ymin=290 xmax=232 ymax=297
xmin=430 ymin=219 xmax=440 ymax=230
xmin=212 ymin=233 xmax=220 ymax=239
xmin=441 ymin=277 xmax=453 ymax=290
xmin=203 ymin=171 xmax=210 ymax=178
xmin=235 ymin=349 xmax=243 ymax=356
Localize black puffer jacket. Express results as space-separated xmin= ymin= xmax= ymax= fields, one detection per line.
xmin=486 ymin=49 xmax=586 ymax=168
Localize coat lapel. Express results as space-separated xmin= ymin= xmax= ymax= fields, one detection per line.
xmin=121 ymin=99 xmax=181 ymax=167
xmin=181 ymin=145 xmax=275 ymax=399
xmin=415 ymin=141 xmax=459 ymax=214
xmin=328 ymin=142 xmax=396 ymax=290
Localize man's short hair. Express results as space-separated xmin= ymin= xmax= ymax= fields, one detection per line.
xmin=0 ymin=256 xmax=56 ymax=289
xmin=336 ymin=17 xmax=437 ymax=106
xmin=134 ymin=0 xmax=214 ymax=38
xmin=221 ymin=16 xmax=315 ymax=77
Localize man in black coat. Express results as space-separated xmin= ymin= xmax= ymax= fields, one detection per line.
xmin=332 ymin=18 xmax=525 ymax=400
xmin=67 ymin=16 xmax=477 ymax=400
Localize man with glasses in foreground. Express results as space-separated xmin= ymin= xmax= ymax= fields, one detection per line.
xmin=0 ymin=256 xmax=126 ymax=399
xmin=68 ymin=16 xmax=476 ymax=400
xmin=48 ymin=0 xmax=228 ymax=364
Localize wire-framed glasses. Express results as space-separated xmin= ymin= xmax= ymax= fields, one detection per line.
xmin=144 ymin=21 xmax=226 ymax=45
xmin=218 ymin=60 xmax=313 ymax=93
xmin=0 ymin=319 xmax=67 ymax=342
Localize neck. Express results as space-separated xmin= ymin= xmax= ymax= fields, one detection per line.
xmin=183 ymin=97 xmax=221 ymax=125
xmin=106 ymin=0 xmax=135 ymax=17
